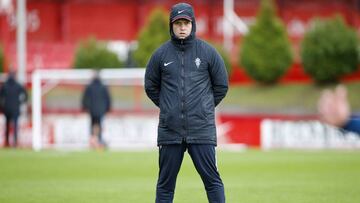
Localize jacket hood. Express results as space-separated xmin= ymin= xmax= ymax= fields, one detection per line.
xmin=6 ymin=73 xmax=16 ymax=84
xmin=169 ymin=3 xmax=196 ymax=44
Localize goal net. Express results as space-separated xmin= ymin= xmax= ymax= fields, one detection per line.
xmin=31 ymin=68 xmax=158 ymax=151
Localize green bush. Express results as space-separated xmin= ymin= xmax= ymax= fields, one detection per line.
xmin=73 ymin=37 xmax=123 ymax=69
xmin=133 ymin=9 xmax=169 ymax=67
xmin=357 ymin=38 xmax=360 ymax=66
xmin=240 ymin=0 xmax=293 ymax=84
xmin=0 ymin=45 xmax=3 ymax=73
xmin=358 ymin=44 xmax=360 ymax=64
xmin=301 ymin=16 xmax=359 ymax=84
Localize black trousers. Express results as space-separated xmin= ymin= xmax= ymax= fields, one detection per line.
xmin=4 ymin=114 xmax=19 ymax=147
xmin=90 ymin=115 xmax=103 ymax=143
xmin=156 ymin=142 xmax=225 ymax=203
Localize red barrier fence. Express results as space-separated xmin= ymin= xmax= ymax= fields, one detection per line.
xmin=219 ymin=113 xmax=318 ymax=147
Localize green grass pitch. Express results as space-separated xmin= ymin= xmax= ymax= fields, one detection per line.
xmin=1 ymin=149 xmax=360 ymax=203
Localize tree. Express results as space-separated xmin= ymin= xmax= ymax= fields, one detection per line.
xmin=133 ymin=9 xmax=169 ymax=67
xmin=240 ymin=0 xmax=293 ymax=84
xmin=73 ymin=37 xmax=123 ymax=69
xmin=301 ymin=16 xmax=359 ymax=84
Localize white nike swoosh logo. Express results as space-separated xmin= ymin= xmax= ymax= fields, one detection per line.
xmin=164 ymin=61 xmax=174 ymax=66
xmin=178 ymin=10 xmax=185 ymax=14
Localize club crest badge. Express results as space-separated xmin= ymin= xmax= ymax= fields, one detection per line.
xmin=195 ymin=58 xmax=201 ymax=68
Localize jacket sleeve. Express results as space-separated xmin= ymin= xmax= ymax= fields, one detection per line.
xmin=209 ymin=47 xmax=229 ymax=106
xmin=145 ymin=51 xmax=161 ymax=107
xmin=81 ymin=86 xmax=90 ymax=111
xmin=342 ymin=115 xmax=360 ymax=134
xmin=20 ymin=85 xmax=28 ymax=104
xmin=105 ymin=86 xmax=111 ymax=112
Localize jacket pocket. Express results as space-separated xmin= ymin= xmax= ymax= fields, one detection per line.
xmin=201 ymin=94 xmax=214 ymax=121
xmin=159 ymin=112 xmax=167 ymax=127
xmin=159 ymin=100 xmax=179 ymax=129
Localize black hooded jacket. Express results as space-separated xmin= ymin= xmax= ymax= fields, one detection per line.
xmin=82 ymin=77 xmax=111 ymax=118
xmin=0 ymin=74 xmax=28 ymax=117
xmin=145 ymin=3 xmax=228 ymax=146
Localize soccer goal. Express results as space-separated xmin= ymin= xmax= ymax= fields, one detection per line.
xmin=31 ymin=68 xmax=158 ymax=151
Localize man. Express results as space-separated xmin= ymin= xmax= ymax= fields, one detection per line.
xmin=82 ymin=71 xmax=111 ymax=149
xmin=318 ymin=84 xmax=360 ymax=134
xmin=0 ymin=71 xmax=27 ymax=147
xmin=145 ymin=3 xmax=228 ymax=203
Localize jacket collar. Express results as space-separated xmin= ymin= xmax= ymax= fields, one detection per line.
xmin=170 ymin=36 xmax=195 ymax=51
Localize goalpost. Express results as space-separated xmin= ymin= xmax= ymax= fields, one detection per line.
xmin=31 ymin=68 xmax=157 ymax=151
xmin=223 ymin=0 xmax=248 ymax=51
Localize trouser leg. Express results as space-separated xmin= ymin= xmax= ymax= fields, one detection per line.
xmin=4 ymin=116 xmax=11 ymax=147
xmin=90 ymin=116 xmax=96 ymax=135
xmin=91 ymin=116 xmax=103 ymax=144
xmin=188 ymin=144 xmax=225 ymax=203
xmin=13 ymin=117 xmax=18 ymax=147
xmin=97 ymin=119 xmax=103 ymax=144
xmin=156 ymin=144 xmax=186 ymax=203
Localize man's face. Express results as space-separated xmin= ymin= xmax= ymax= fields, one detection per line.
xmin=172 ymin=19 xmax=192 ymax=39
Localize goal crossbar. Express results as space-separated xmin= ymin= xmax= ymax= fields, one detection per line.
xmin=31 ymin=68 xmax=145 ymax=151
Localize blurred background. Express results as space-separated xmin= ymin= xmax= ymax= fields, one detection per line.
xmin=0 ymin=0 xmax=359 ymax=150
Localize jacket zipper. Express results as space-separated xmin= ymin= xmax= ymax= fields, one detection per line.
xmin=180 ymin=40 xmax=186 ymax=141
